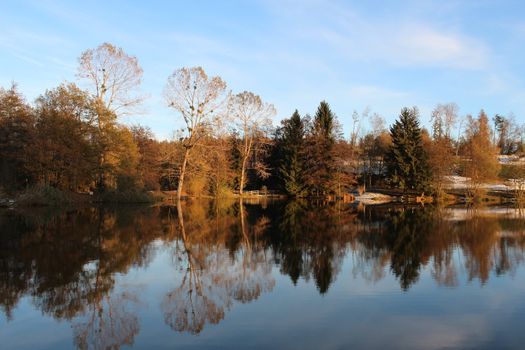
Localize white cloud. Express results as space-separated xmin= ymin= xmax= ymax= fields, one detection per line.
xmin=394 ymin=24 xmax=488 ymax=69
xmin=263 ymin=1 xmax=490 ymax=70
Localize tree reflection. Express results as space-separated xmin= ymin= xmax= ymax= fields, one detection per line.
xmin=73 ymin=291 xmax=140 ymax=350
xmin=161 ymin=199 xmax=274 ymax=334
xmin=0 ymin=206 xmax=162 ymax=348
xmin=2 ymin=201 xmax=525 ymax=341
xmin=162 ymin=200 xmax=227 ymax=334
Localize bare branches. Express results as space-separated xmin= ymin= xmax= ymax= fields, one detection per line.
xmin=228 ymin=91 xmax=275 ymax=134
xmin=164 ymin=66 xmax=228 ymax=199
xmin=430 ymin=102 xmax=458 ymax=139
xmin=164 ymin=67 xmax=228 ymax=149
xmin=77 ymin=42 xmax=144 ymax=117
xmin=228 ymin=91 xmax=276 ymax=193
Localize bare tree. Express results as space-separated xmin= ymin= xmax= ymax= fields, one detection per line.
xmin=77 ymin=43 xmax=145 ymax=190
xmin=164 ymin=67 xmax=228 ymax=200
xmin=430 ymin=102 xmax=458 ymax=139
xmin=369 ymin=112 xmax=386 ymax=136
xmin=228 ymin=91 xmax=275 ymax=195
xmin=350 ymin=107 xmax=369 ymax=149
xmin=455 ymin=114 xmax=466 ymax=156
xmin=77 ymin=42 xmax=144 ymax=118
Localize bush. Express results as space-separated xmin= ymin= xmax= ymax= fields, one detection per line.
xmin=17 ymin=185 xmax=71 ymax=206
xmin=499 ymin=164 xmax=525 ymax=180
xmin=99 ymin=188 xmax=154 ymax=203
xmin=213 ymin=183 xmax=234 ymax=199
xmin=186 ymin=176 xmax=208 ymax=197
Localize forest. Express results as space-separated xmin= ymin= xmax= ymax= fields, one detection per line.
xmin=1 ymin=42 xmax=525 ymax=204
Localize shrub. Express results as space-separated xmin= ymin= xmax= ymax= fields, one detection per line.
xmin=17 ymin=185 xmax=71 ymax=206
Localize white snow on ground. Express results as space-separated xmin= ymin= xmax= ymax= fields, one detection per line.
xmin=443 ymin=175 xmax=524 ymax=191
xmin=354 ymin=192 xmax=393 ymax=204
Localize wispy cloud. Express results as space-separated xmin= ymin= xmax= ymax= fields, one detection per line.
xmin=0 ymin=28 xmax=76 ymax=70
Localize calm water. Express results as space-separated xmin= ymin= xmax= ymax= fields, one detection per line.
xmin=2 ymin=201 xmax=525 ymax=349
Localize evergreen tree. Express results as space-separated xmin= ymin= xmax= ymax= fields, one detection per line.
xmin=305 ymin=101 xmax=340 ymax=195
xmin=387 ymin=107 xmax=431 ymax=192
xmin=276 ymin=110 xmax=307 ymax=196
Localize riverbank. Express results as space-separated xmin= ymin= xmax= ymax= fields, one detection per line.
xmin=1 ymin=185 xmax=157 ymax=208
xmin=3 ymin=181 xmax=524 ymax=208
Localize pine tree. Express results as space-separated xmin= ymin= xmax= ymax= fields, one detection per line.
xmin=387 ymin=107 xmax=431 ymax=192
xmin=305 ymin=101 xmax=340 ymax=195
xmin=277 ymin=110 xmax=307 ymax=196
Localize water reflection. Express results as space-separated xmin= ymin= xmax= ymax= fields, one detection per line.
xmin=161 ymin=200 xmax=275 ymax=334
xmin=1 ymin=202 xmax=525 ymax=348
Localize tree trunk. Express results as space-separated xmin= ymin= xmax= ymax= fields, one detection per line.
xmin=177 ymin=147 xmax=190 ymax=201
xmin=240 ymin=156 xmax=247 ymax=196
xmin=239 ymin=137 xmax=252 ymax=196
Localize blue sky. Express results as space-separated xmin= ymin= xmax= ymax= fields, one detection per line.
xmin=1 ymin=0 xmax=525 ymax=139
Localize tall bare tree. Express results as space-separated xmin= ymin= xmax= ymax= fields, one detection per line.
xmin=228 ymin=91 xmax=275 ymax=195
xmin=350 ymin=107 xmax=369 ymax=149
xmin=369 ymin=112 xmax=386 ymax=136
xmin=430 ymin=102 xmax=458 ymax=139
xmin=77 ymin=43 xmax=144 ymax=190
xmin=77 ymin=42 xmax=144 ymax=118
xmin=164 ymin=67 xmax=228 ymax=200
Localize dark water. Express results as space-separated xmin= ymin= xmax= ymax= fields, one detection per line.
xmin=1 ymin=201 xmax=525 ymax=350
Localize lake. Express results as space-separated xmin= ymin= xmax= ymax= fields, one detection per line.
xmin=1 ymin=200 xmax=525 ymax=349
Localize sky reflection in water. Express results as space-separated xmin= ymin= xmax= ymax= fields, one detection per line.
xmin=1 ymin=201 xmax=525 ymax=349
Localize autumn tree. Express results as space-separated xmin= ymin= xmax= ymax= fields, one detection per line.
xmin=164 ymin=67 xmax=228 ymax=200
xmin=463 ymin=110 xmax=500 ymax=198
xmin=34 ymin=83 xmax=98 ymax=190
xmin=205 ymin=122 xmax=236 ymax=197
xmin=426 ymin=103 xmax=458 ymax=196
xmin=131 ymin=126 xmax=161 ymax=190
xmin=77 ymin=42 xmax=144 ymax=191
xmin=0 ymin=84 xmax=36 ymax=190
xmin=228 ymin=91 xmax=275 ymax=195
xmin=158 ymin=140 xmax=182 ymax=190
xmin=387 ymin=107 xmax=431 ymax=192
xmin=332 ymin=140 xmax=356 ymax=197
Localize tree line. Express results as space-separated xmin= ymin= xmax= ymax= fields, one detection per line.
xmin=1 ymin=42 xmax=524 ymax=200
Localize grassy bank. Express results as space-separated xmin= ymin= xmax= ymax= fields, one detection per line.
xmin=7 ymin=185 xmax=156 ymax=207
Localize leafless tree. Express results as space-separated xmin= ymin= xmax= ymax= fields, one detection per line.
xmin=350 ymin=107 xmax=369 ymax=149
xmin=228 ymin=91 xmax=275 ymax=195
xmin=431 ymin=102 xmax=458 ymax=139
xmin=77 ymin=42 xmax=144 ymax=118
xmin=164 ymin=67 xmax=228 ymax=200
xmin=369 ymin=112 xmax=386 ymax=136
